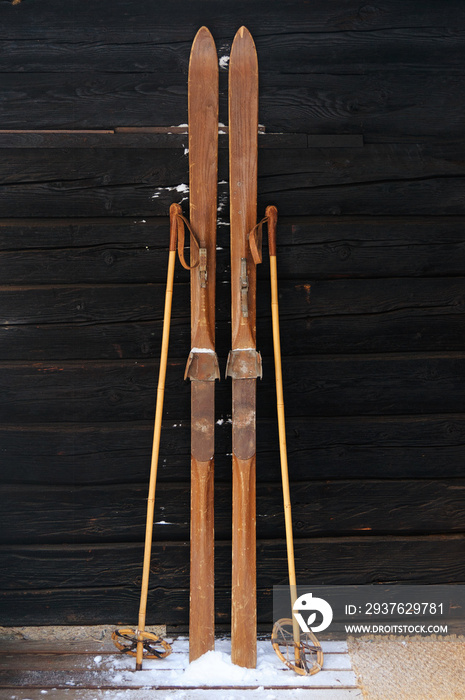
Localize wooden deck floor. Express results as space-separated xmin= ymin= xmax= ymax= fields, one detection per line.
xmin=0 ymin=636 xmax=362 ymax=699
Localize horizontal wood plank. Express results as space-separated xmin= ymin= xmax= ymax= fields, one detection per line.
xmin=0 ymin=415 xmax=464 ymax=484
xmin=0 ymin=689 xmax=363 ymax=699
xmin=275 ymin=217 xmax=465 ymax=279
xmin=1 ymin=26 xmax=464 ymax=74
xmin=0 ymin=72 xmax=462 ymax=137
xmin=0 ymin=669 xmax=357 ymax=691
xmin=0 ymin=146 xmax=191 ymax=186
xmin=0 ymin=132 xmax=339 ymax=149
xmin=0 ymin=217 xmax=463 ymax=279
xmin=0 ymin=650 xmax=350 ymax=672
xmin=0 ymin=639 xmax=357 ymax=697
xmin=0 ymin=638 xmax=348 ymax=655
xmin=0 ymin=140 xmax=464 ymax=217
xmin=1 ymin=479 xmax=464 ymax=544
xmin=3 ymin=537 xmax=465 ymax=590
xmin=3 ymin=0 xmax=464 ymax=42
xmin=0 ymin=354 xmax=462 ymax=423
xmin=0 ymin=536 xmax=464 ymax=623
xmin=0 ymin=175 xmax=461 ymax=218
xmin=0 ymin=277 xmax=462 ymax=358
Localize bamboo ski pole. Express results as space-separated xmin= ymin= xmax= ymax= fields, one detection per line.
xmin=133 ymin=204 xmax=181 ymax=669
xmin=112 ymin=204 xmax=187 ymax=668
xmin=266 ymin=206 xmax=323 ymax=675
xmin=266 ymin=206 xmax=300 ymax=658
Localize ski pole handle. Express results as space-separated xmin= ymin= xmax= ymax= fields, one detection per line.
xmin=266 ymin=205 xmax=278 ymax=257
xmin=170 ymin=202 xmax=181 ymax=250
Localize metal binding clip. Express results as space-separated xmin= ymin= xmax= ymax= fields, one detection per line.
xmin=199 ymin=248 xmax=207 ymax=288
xmin=240 ymin=257 xmax=249 ymax=316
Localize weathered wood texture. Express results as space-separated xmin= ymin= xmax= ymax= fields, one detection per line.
xmin=1 ymin=0 xmax=464 ymax=627
xmin=0 ymin=277 xmax=463 ymax=358
xmin=1 ymin=0 xmax=465 ymax=135
xmin=1 ymin=415 xmax=465 ymax=484
xmin=0 ymin=353 xmax=464 ymax=419
xmin=0 ymin=217 xmax=463 ymax=281
xmin=1 ymin=536 xmax=465 ymax=625
xmin=0 ymin=640 xmax=357 ymax=695
xmin=0 ymin=140 xmax=464 ymax=217
xmin=2 ymin=479 xmax=465 ymax=544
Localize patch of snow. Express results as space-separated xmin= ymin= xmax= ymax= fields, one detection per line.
xmin=180 ymin=651 xmax=251 ymax=684
xmin=107 ymin=641 xmax=353 ymax=689
xmin=217 ymin=193 xmax=228 ymax=213
xmin=152 ymin=183 xmax=189 ymax=200
xmin=219 ymin=55 xmax=230 ymax=69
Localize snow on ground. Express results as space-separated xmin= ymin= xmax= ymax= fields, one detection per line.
xmin=95 ymin=638 xmax=353 ymax=689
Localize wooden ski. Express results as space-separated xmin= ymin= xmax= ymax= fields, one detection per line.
xmin=185 ymin=26 xmax=220 ymax=662
xmin=227 ymin=26 xmax=261 ymax=669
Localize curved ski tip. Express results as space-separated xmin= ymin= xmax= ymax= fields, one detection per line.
xmin=232 ymin=26 xmax=256 ymax=51
xmin=192 ymin=26 xmax=215 ymax=47
xmin=190 ymin=26 xmax=217 ymax=70
xmin=194 ymin=25 xmax=213 ymax=39
xmin=237 ymin=26 xmax=252 ymax=39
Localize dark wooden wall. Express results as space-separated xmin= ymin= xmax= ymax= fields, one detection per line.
xmin=1 ymin=0 xmax=464 ymax=628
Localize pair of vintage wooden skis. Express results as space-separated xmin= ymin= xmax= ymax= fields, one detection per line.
xmin=185 ymin=25 xmax=261 ymax=668
xmin=113 ymin=25 xmax=263 ymax=669
xmin=113 ymin=25 xmax=323 ymax=676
